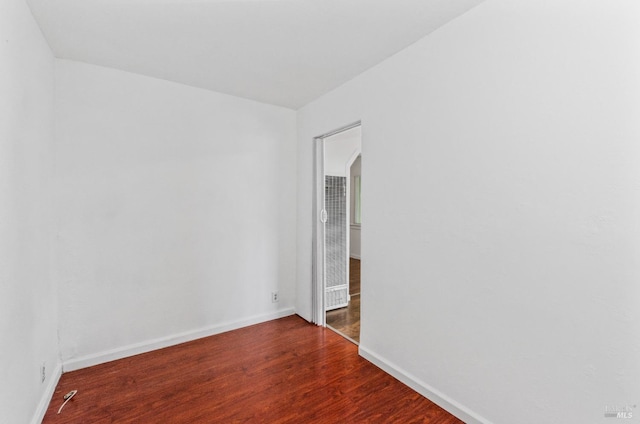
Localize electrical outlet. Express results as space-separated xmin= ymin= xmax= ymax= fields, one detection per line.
xmin=41 ymin=362 xmax=46 ymax=383
xmin=271 ymin=291 xmax=279 ymax=303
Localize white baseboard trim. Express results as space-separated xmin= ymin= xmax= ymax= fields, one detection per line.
xmin=358 ymin=345 xmax=493 ymax=424
xmin=350 ymin=254 xmax=361 ymax=260
xmin=63 ymin=308 xmax=295 ymax=372
xmin=31 ymin=362 xmax=62 ymax=424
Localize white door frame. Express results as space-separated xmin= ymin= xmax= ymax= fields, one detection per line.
xmin=311 ymin=136 xmax=326 ymax=326
xmin=311 ymin=121 xmax=361 ymax=326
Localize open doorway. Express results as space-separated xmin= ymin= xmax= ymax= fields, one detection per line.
xmin=314 ymin=124 xmax=361 ymax=344
xmin=326 ymin=153 xmax=361 ymax=343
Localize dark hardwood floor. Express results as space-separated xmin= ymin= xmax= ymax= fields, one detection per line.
xmin=327 ymin=258 xmax=361 ymax=343
xmin=349 ymin=257 xmax=360 ymax=295
xmin=43 ymin=315 xmax=463 ymax=423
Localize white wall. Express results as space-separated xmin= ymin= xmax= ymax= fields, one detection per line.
xmin=324 ymin=126 xmax=361 ymax=177
xmin=350 ymin=156 xmax=361 ymax=259
xmin=349 ymin=155 xmax=362 ymax=224
xmin=0 ymin=1 xmax=59 ymax=423
xmin=55 ymin=60 xmax=297 ymax=367
xmin=296 ymin=1 xmax=640 ymax=423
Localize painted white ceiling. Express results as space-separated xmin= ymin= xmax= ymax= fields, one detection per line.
xmin=27 ymin=0 xmax=485 ymax=109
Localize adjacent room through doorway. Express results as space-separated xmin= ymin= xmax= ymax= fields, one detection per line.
xmin=320 ymin=126 xmax=362 ymax=343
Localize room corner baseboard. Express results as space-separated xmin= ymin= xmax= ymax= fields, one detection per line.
xmin=358 ymin=345 xmax=492 ymax=424
xmin=31 ymin=362 xmax=62 ymax=424
xmin=62 ymin=308 xmax=295 ymax=372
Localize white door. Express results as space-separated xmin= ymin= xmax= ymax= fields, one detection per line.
xmin=324 ymin=174 xmax=349 ymax=311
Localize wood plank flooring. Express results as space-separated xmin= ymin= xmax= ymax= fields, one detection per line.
xmin=327 ymin=258 xmax=361 ymax=343
xmin=43 ymin=315 xmax=463 ymax=423
xmin=349 ymin=257 xmax=360 ymax=295
xmin=326 ymin=294 xmax=361 ymax=343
